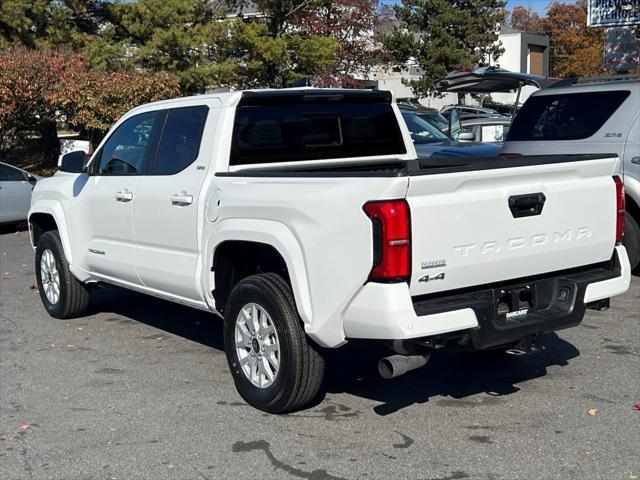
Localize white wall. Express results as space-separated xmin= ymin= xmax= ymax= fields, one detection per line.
xmin=491 ymin=34 xmax=523 ymax=72
xmin=374 ymin=76 xmax=415 ymax=99
xmin=369 ymin=71 xmax=479 ymax=109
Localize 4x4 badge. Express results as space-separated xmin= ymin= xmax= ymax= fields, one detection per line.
xmin=418 ymin=272 xmax=445 ymax=283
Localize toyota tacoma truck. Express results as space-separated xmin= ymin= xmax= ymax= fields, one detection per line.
xmin=28 ymin=89 xmax=631 ymax=413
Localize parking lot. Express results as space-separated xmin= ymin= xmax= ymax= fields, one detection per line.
xmin=0 ymin=229 xmax=638 ymax=480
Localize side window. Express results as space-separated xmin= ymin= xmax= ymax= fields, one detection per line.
xmin=508 ymin=91 xmax=631 ymax=141
xmin=0 ymin=164 xmax=27 ymax=181
xmin=94 ymin=111 xmax=158 ymax=175
xmin=151 ymin=105 xmax=209 ymax=175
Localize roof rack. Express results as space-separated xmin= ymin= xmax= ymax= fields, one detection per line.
xmin=549 ymin=74 xmax=640 ymax=89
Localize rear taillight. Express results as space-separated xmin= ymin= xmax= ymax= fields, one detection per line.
xmin=363 ymin=200 xmax=411 ymax=282
xmin=613 ymin=176 xmax=625 ymax=245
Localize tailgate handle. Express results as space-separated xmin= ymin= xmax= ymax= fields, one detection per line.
xmin=508 ymin=193 xmax=546 ymax=218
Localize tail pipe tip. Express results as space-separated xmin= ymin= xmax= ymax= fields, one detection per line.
xmin=378 ymin=354 xmax=430 ymax=380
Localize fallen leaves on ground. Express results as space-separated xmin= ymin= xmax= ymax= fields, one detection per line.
xmin=633 ymin=403 xmax=640 ymax=411
xmin=29 ymin=283 xmax=38 ymax=290
xmin=19 ymin=422 xmax=30 ymax=430
xmin=587 ymin=408 xmax=598 ymax=416
xmin=3 ymin=272 xmax=12 ymax=279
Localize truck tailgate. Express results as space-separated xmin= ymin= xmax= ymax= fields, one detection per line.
xmin=406 ymin=155 xmax=619 ymax=296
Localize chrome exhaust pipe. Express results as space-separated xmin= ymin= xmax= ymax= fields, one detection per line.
xmin=505 ymin=348 xmax=528 ymax=356
xmin=378 ymin=354 xmax=430 ymax=380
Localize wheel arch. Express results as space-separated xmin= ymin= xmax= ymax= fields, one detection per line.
xmin=28 ymin=201 xmax=73 ymax=265
xmin=206 ymin=219 xmax=313 ymax=326
xmin=626 ymin=192 xmax=640 ymax=224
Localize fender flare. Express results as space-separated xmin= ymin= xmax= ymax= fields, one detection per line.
xmin=206 ymin=218 xmax=313 ymax=326
xmin=624 ymin=175 xmax=640 ymax=219
xmin=28 ymin=200 xmax=74 ymax=265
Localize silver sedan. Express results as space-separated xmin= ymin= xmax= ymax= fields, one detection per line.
xmin=0 ymin=162 xmax=40 ymax=225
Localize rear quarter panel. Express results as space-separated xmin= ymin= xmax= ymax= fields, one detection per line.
xmin=204 ymin=174 xmax=409 ymax=347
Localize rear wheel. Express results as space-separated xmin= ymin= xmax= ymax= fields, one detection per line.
xmin=623 ymin=212 xmax=639 ymax=274
xmin=35 ymin=231 xmax=90 ymax=319
xmin=223 ymin=273 xmax=324 ymax=413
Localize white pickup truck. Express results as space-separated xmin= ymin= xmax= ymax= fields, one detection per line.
xmin=29 ymin=89 xmax=631 ymax=413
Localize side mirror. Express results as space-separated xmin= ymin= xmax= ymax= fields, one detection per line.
xmin=27 ymin=174 xmax=38 ymax=185
xmin=448 ymin=108 xmax=461 ymax=141
xmin=458 ymin=131 xmax=476 ymax=142
xmin=60 ymin=151 xmax=87 ymax=173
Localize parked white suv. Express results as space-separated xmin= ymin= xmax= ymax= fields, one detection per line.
xmin=28 ymin=89 xmax=631 ymax=412
xmin=502 ymin=76 xmax=640 ymax=272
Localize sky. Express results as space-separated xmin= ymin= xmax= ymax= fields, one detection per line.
xmin=503 ymin=0 xmax=573 ymax=14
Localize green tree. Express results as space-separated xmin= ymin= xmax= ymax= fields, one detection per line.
xmin=0 ymin=0 xmax=116 ymax=50
xmin=224 ymin=19 xmax=339 ymax=88
xmin=384 ymin=0 xmax=506 ymax=96
xmin=0 ymin=0 xmax=55 ymax=48
xmin=110 ymin=0 xmax=225 ymax=91
xmin=111 ymin=0 xmax=337 ymax=92
xmin=223 ymin=0 xmax=341 ymax=87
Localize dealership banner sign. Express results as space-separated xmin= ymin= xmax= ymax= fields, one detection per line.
xmin=605 ymin=26 xmax=640 ymax=70
xmin=588 ymin=0 xmax=640 ymax=27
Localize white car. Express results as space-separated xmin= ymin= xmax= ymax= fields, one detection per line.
xmin=28 ymin=89 xmax=631 ymax=412
xmin=0 ymin=162 xmax=39 ymax=225
xmin=460 ymin=116 xmax=512 ymax=143
xmin=501 ymin=75 xmax=640 ymax=273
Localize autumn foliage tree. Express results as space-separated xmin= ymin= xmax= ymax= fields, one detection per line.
xmin=505 ymin=1 xmax=607 ymax=78
xmin=291 ymin=0 xmax=391 ymax=86
xmin=57 ymin=67 xmax=181 ymax=147
xmin=544 ymin=0 xmax=605 ymax=77
xmin=0 ymin=48 xmax=85 ymax=159
xmin=0 ymin=46 xmax=181 ymax=159
xmin=505 ymin=6 xmax=545 ymax=33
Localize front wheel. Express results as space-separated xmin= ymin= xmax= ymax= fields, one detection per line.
xmin=223 ymin=273 xmax=324 ymax=413
xmin=35 ymin=231 xmax=90 ymax=319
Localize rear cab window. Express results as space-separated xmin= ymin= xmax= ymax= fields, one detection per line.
xmin=507 ymin=90 xmax=631 ymax=141
xmin=230 ymin=91 xmax=407 ymax=166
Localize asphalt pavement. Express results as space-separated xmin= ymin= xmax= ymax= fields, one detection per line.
xmin=1 ymin=229 xmax=639 ymax=480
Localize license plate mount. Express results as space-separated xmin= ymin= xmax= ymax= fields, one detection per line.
xmin=496 ymin=285 xmax=535 ymax=324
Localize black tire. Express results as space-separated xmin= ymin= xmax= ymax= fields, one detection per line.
xmin=35 ymin=230 xmax=90 ymax=319
xmin=223 ymin=273 xmax=324 ymax=413
xmin=623 ymin=211 xmax=640 ymax=274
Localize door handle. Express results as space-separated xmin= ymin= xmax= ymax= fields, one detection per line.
xmin=115 ymin=190 xmax=133 ymax=202
xmin=171 ymin=192 xmax=193 ymax=206
xmin=508 ymin=192 xmax=546 ymax=218
xmin=631 ymin=157 xmax=640 ymax=165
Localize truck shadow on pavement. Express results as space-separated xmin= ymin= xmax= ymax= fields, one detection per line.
xmin=322 ymin=337 xmax=580 ymax=415
xmin=89 ymin=287 xmax=225 ymax=351
xmin=88 ymin=286 xmax=580 ymax=415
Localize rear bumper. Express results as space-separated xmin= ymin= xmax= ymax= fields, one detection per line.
xmin=342 ymin=246 xmax=630 ymax=348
